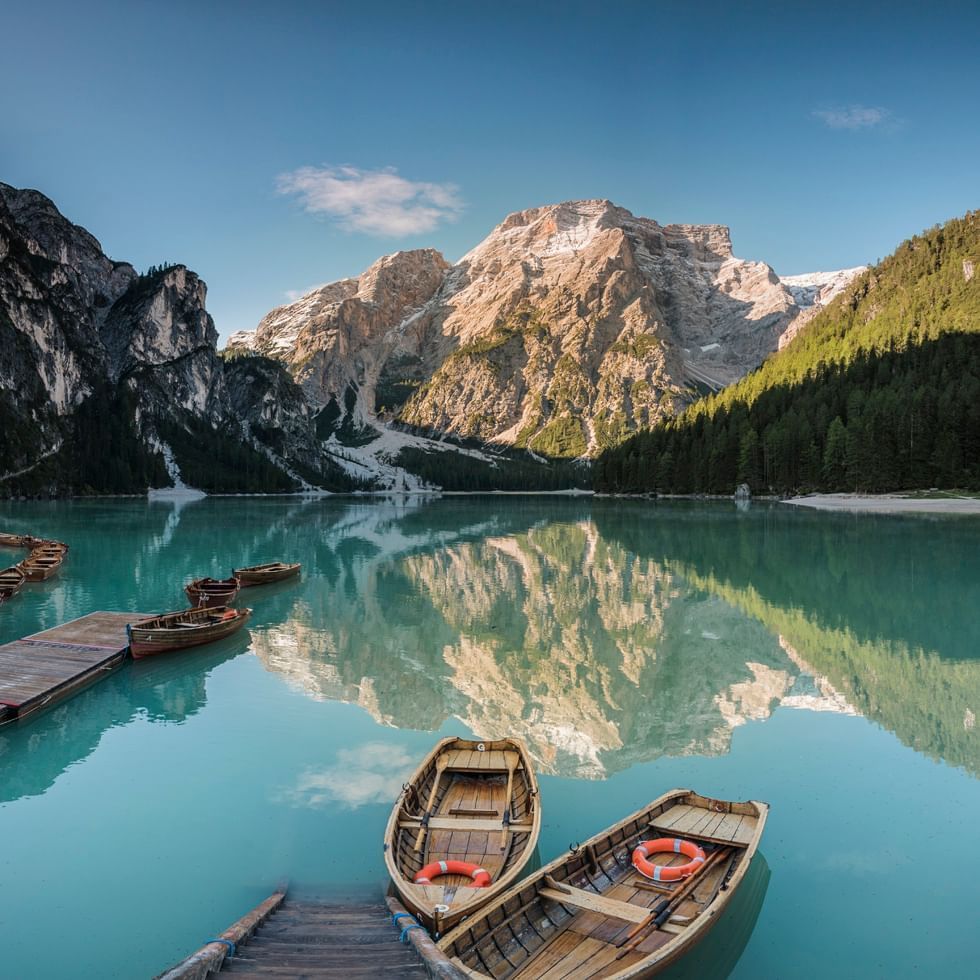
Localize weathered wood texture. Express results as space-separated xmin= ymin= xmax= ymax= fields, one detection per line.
xmin=0 ymin=611 xmax=146 ymax=723
xmin=158 ymin=892 xmax=468 ymax=978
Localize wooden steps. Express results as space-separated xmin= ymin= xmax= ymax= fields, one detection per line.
xmin=158 ymin=894 xmax=468 ymax=979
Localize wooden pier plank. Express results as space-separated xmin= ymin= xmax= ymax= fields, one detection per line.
xmin=0 ymin=611 xmax=148 ymax=720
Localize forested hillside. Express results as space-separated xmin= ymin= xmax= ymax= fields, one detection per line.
xmin=595 ymin=212 xmax=980 ymax=494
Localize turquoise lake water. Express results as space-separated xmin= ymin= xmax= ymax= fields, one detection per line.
xmin=1 ymin=496 xmax=979 ymax=978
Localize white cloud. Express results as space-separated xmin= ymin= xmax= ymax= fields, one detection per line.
xmin=812 ymin=105 xmax=891 ymax=130
xmin=277 ymin=164 xmax=464 ymax=236
xmin=284 ymin=283 xmax=328 ymax=302
xmin=277 ymin=742 xmax=416 ymax=809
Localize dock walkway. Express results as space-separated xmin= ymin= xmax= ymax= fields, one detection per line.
xmin=158 ymin=892 xmax=467 ymax=979
xmin=0 ymin=611 xmax=146 ymax=724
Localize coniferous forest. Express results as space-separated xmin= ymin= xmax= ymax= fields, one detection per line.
xmin=595 ymin=211 xmax=980 ymax=495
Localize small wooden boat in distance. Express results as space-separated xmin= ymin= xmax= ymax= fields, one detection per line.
xmin=0 ymin=533 xmax=32 ymax=549
xmin=437 ymin=788 xmax=769 ymax=979
xmin=127 ymin=606 xmax=252 ymax=658
xmin=185 ymin=576 xmax=240 ymax=608
xmin=0 ymin=565 xmax=26 ymax=601
xmin=18 ymin=553 xmax=65 ymax=581
xmin=232 ymin=561 xmax=301 ymax=586
xmin=384 ymin=736 xmax=541 ymax=935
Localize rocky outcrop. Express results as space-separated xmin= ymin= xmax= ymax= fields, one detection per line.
xmin=231 ymin=200 xmax=859 ymax=458
xmin=228 ymin=249 xmax=451 ymax=434
xmin=0 ymin=183 xmax=350 ymax=494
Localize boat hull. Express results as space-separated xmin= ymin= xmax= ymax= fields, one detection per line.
xmin=19 ymin=559 xmax=63 ymax=581
xmin=185 ymin=577 xmax=241 ymax=609
xmin=128 ymin=607 xmax=252 ymax=658
xmin=384 ymin=736 xmax=541 ymax=935
xmin=233 ymin=562 xmax=301 ymax=586
xmin=0 ymin=565 xmax=26 ymax=600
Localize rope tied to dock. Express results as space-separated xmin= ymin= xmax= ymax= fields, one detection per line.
xmin=205 ymin=938 xmax=236 ymax=956
xmin=392 ymin=910 xmax=425 ymax=943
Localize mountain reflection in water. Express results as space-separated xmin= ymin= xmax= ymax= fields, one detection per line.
xmin=248 ymin=498 xmax=976 ymax=779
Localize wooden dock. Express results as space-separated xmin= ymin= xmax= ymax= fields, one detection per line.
xmin=0 ymin=611 xmax=148 ymax=724
xmin=157 ymin=893 xmax=467 ymax=979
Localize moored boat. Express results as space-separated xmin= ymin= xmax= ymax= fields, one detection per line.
xmin=384 ymin=736 xmax=541 ymax=935
xmin=18 ymin=553 xmax=65 ymax=581
xmin=0 ymin=565 xmax=26 ymax=600
xmin=185 ymin=576 xmax=240 ymax=608
xmin=437 ymin=788 xmax=769 ymax=978
xmin=232 ymin=561 xmax=301 ymax=586
xmin=0 ymin=533 xmax=32 ymax=548
xmin=127 ymin=606 xmax=252 ymax=658
xmin=32 ymin=539 xmax=68 ymax=554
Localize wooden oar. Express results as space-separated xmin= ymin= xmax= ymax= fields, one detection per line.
xmin=615 ymin=846 xmax=732 ymax=958
xmin=499 ymin=752 xmax=519 ymax=850
xmin=414 ymin=754 xmax=450 ymax=852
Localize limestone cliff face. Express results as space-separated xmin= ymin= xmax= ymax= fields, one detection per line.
xmin=0 ymin=183 xmax=134 ymax=444
xmin=0 ymin=182 xmax=335 ymax=493
xmin=228 ymin=249 xmax=451 ymax=430
xmin=103 ymin=266 xmax=229 ymax=422
xmin=231 ymin=200 xmax=855 ymax=458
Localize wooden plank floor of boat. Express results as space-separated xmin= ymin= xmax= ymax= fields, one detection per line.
xmin=0 ymin=612 xmax=148 ymax=724
xmin=485 ymin=848 xmax=738 ymax=980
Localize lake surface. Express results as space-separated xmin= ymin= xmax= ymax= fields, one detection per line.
xmin=1 ymin=496 xmax=979 ymax=978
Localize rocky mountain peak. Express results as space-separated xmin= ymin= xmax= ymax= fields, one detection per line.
xmin=229 ymin=199 xmax=861 ymax=463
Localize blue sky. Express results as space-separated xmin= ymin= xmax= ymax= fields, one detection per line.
xmin=2 ymin=0 xmax=978 ymax=341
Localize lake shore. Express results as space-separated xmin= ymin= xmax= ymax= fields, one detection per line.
xmin=782 ymin=493 xmax=980 ymax=515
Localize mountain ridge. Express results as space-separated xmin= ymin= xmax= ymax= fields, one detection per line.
xmin=228 ymin=198 xmax=860 ymax=467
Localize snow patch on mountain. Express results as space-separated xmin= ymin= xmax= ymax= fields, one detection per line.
xmin=779 ymin=267 xmax=867 ymax=309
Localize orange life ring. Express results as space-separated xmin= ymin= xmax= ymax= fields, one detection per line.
xmin=413 ymin=860 xmax=492 ymax=888
xmin=632 ymin=838 xmax=706 ymax=881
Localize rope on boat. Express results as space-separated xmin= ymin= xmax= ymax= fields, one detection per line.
xmin=391 ymin=910 xmax=425 ymax=943
xmin=205 ymin=938 xmax=236 ymax=956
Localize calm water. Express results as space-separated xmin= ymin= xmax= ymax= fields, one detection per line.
xmin=1 ymin=496 xmax=979 ymax=978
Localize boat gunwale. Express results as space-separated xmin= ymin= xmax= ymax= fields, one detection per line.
xmin=437 ymin=787 xmax=769 ymax=979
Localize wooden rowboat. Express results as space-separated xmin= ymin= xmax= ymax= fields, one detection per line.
xmin=18 ymin=553 xmax=65 ymax=581
xmin=127 ymin=606 xmax=252 ymax=659
xmin=0 ymin=565 xmax=26 ymax=600
xmin=185 ymin=576 xmax=240 ymax=608
xmin=384 ymin=736 xmax=541 ymax=935
xmin=231 ymin=561 xmax=301 ymax=586
xmin=32 ymin=539 xmax=68 ymax=554
xmin=0 ymin=533 xmax=32 ymax=548
xmin=436 ymin=789 xmax=768 ymax=979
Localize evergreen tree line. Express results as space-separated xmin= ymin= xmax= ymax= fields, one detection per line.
xmin=594 ymin=334 xmax=980 ymax=494
xmin=595 ymin=211 xmax=979 ymax=495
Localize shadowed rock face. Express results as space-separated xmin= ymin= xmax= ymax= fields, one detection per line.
xmin=230 ymin=200 xmax=858 ymax=457
xmin=0 ymin=183 xmax=341 ymax=491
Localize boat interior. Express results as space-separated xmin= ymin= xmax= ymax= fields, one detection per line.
xmin=392 ymin=743 xmax=537 ymax=910
xmin=441 ymin=793 xmax=764 ymax=979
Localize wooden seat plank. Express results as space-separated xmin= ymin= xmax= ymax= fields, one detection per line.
xmin=539 ymin=881 xmax=650 ymax=925
xmin=400 ymin=816 xmax=532 ymax=832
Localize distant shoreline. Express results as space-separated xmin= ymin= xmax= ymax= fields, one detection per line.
xmin=782 ymin=493 xmax=980 ymax=515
